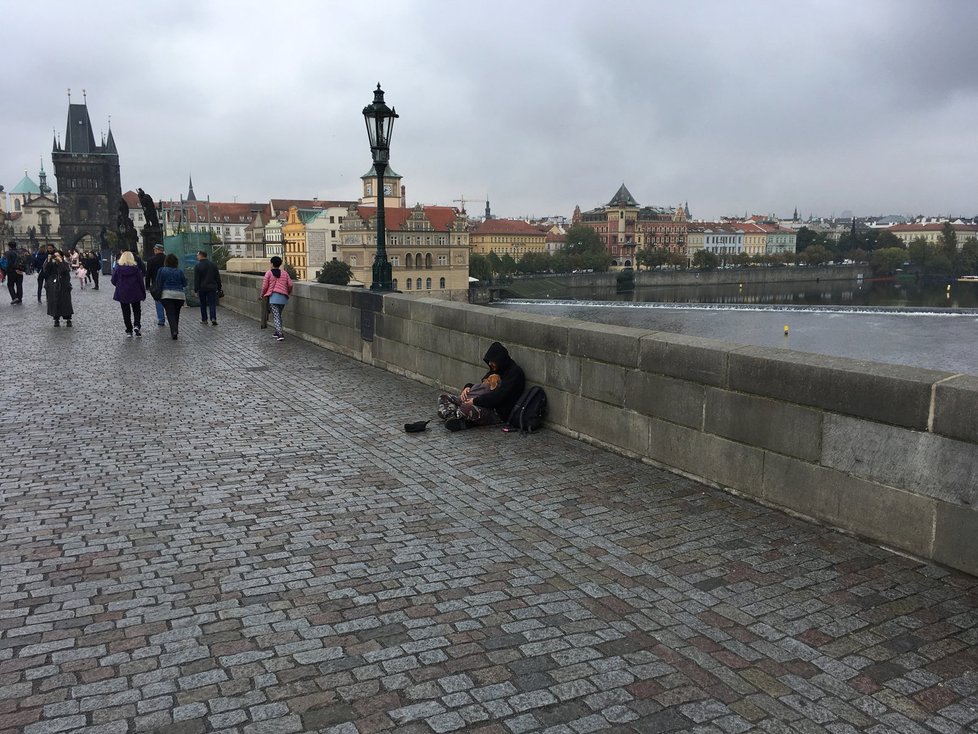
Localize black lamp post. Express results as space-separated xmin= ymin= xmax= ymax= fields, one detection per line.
xmin=362 ymin=83 xmax=398 ymax=291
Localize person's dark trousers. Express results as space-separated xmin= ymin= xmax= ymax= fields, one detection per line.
xmin=36 ymin=272 xmax=46 ymax=301
xmin=121 ymin=302 xmax=142 ymax=333
xmin=7 ymin=273 xmax=23 ymax=303
xmin=161 ymin=299 xmax=182 ymax=337
xmin=90 ymin=269 xmax=99 ymax=290
xmin=199 ymin=290 xmax=217 ymax=322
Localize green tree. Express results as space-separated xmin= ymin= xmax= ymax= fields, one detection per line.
xmin=564 ymin=224 xmax=603 ymax=255
xmin=954 ymin=237 xmax=978 ymax=275
xmin=469 ymin=253 xmax=492 ymax=281
xmin=667 ymin=251 xmax=688 ymax=269
xmin=499 ymin=254 xmax=518 ymax=277
xmin=692 ymin=249 xmax=720 ymax=270
xmin=804 ymin=244 xmax=832 ymax=265
xmin=283 ymin=262 xmax=298 ymax=280
xmin=487 ymin=252 xmax=503 ymax=277
xmin=870 ymin=247 xmax=906 ymax=275
xmin=317 ymin=259 xmax=353 ymax=285
xmin=211 ymin=244 xmax=231 ymax=270
xmin=940 ymin=222 xmax=958 ymax=256
xmin=638 ymin=247 xmax=668 ymax=270
xmin=876 ymin=230 xmax=902 ymax=250
xmin=732 ymin=251 xmax=752 ymax=267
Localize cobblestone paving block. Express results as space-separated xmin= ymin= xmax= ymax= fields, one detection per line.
xmin=0 ymin=291 xmax=976 ymax=733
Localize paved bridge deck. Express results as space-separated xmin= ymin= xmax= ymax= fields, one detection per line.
xmin=1 ymin=285 xmax=976 ymax=734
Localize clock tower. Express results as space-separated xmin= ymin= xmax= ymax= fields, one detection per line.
xmin=360 ymin=164 xmax=402 ymax=208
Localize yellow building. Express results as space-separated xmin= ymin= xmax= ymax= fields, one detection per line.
xmin=886 ymin=222 xmax=978 ymax=247
xmin=469 ymin=219 xmax=547 ymax=259
xmin=282 ymin=207 xmax=308 ymax=279
xmin=740 ymin=222 xmax=767 ymax=258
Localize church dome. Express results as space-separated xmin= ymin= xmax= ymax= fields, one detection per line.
xmin=10 ymin=173 xmax=40 ymax=195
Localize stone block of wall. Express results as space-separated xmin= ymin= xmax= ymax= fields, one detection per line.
xmin=932 ymin=374 xmax=978 ymax=444
xmin=704 ymin=389 xmax=822 ymax=462
xmin=728 ymin=347 xmax=948 ymax=429
xmin=821 ymin=415 xmax=978 ymax=505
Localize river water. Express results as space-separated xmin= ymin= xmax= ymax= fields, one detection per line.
xmin=496 ymin=279 xmax=978 ymax=375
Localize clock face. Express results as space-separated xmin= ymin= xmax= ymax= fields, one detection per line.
xmin=383 ymin=184 xmax=393 ymax=196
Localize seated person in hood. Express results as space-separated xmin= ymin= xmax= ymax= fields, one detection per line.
xmin=438 ymin=342 xmax=525 ymax=431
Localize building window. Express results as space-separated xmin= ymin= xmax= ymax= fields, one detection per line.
xmin=416 ymin=278 xmax=422 ymax=290
xmin=438 ymin=255 xmax=447 ymax=266
xmin=425 ymin=253 xmax=432 ymax=268
xmin=406 ymin=278 xmax=411 ymax=290
xmin=439 ymin=277 xmax=445 ymax=289
xmin=405 ymin=253 xmax=413 ymax=268
xmin=391 ymin=256 xmax=399 ymax=267
xmin=351 ymin=256 xmax=358 ymax=267
xmin=392 ymin=279 xmax=398 ymax=289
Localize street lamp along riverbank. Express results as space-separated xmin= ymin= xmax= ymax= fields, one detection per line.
xmin=363 ymin=83 xmax=398 ymax=291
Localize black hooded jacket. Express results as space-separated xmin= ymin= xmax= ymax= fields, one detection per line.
xmin=470 ymin=342 xmax=525 ymax=420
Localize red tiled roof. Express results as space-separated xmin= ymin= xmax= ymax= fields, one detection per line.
xmin=470 ymin=219 xmax=547 ymax=236
xmin=353 ymin=206 xmax=461 ymax=232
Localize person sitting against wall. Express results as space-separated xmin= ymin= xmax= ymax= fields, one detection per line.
xmin=437 ymin=342 xmax=525 ymax=431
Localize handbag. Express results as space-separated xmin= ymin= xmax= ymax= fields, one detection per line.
xmin=150 ymin=284 xmax=163 ymax=300
xmin=217 ymin=288 xmax=225 ymax=299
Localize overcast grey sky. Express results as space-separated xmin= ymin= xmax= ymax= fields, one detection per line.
xmin=4 ymin=0 xmax=977 ymax=221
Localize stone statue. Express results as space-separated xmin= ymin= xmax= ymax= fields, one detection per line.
xmin=99 ymin=226 xmax=108 ymax=249
xmin=137 ymin=188 xmax=160 ymax=229
xmin=117 ymin=198 xmax=130 ymax=232
xmin=28 ymin=226 xmax=39 ymax=248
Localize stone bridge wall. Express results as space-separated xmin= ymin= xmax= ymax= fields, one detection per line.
xmin=222 ymin=273 xmax=978 ymax=576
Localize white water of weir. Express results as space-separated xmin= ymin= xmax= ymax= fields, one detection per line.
xmin=503 ymin=299 xmax=978 ymax=318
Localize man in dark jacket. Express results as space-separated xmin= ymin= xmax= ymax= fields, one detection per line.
xmin=33 ymin=245 xmax=51 ymax=302
xmin=5 ymin=241 xmax=24 ymax=304
xmin=438 ymin=342 xmax=525 ymax=431
xmin=193 ymin=250 xmax=222 ymax=326
xmin=145 ymin=244 xmax=166 ymax=326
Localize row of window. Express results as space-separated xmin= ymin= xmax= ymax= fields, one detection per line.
xmin=399 ymin=277 xmax=446 ymax=290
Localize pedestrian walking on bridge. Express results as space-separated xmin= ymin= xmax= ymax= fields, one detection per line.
xmin=43 ymin=250 xmax=73 ymax=327
xmin=155 ymin=254 xmax=187 ymax=340
xmin=110 ymin=251 xmax=146 ymax=337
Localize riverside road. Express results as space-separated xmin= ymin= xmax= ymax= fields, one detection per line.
xmin=1 ymin=286 xmax=976 ymax=734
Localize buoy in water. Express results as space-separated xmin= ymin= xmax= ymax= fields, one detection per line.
xmin=784 ymin=324 xmax=789 ymax=335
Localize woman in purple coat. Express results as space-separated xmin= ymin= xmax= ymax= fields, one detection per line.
xmin=110 ymin=251 xmax=147 ymax=337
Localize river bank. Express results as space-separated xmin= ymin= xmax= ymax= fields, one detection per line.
xmin=496 ymin=264 xmax=868 ymax=299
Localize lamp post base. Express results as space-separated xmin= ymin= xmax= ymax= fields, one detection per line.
xmin=370 ymin=256 xmax=393 ymax=292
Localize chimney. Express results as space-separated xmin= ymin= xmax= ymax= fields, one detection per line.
xmin=400 ymin=185 xmax=406 ymax=208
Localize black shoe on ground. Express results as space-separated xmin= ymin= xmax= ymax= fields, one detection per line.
xmin=53 ymin=320 xmax=59 ymax=327
xmin=445 ymin=417 xmax=469 ymax=432
xmin=66 ymin=320 xmax=72 ymax=327
xmin=135 ymin=328 xmax=142 ymax=337
xmin=172 ymin=333 xmax=178 ymax=340
xmin=211 ymin=320 xmax=218 ymax=326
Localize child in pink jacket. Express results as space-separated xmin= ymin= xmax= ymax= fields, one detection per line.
xmin=259 ymin=257 xmax=294 ymax=341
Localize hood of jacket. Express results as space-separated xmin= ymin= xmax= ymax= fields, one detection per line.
xmin=483 ymin=342 xmax=513 ymax=372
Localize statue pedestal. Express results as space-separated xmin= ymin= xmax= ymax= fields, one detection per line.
xmin=141 ymin=225 xmax=163 ymax=259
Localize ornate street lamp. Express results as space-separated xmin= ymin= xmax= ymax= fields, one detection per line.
xmin=362 ymin=83 xmax=398 ymax=291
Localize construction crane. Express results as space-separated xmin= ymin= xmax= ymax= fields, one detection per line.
xmin=452 ymin=195 xmax=469 ymax=213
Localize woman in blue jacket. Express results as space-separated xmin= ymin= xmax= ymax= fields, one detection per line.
xmin=154 ymin=254 xmax=187 ymax=340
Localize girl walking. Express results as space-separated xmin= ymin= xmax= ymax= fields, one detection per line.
xmin=110 ymin=251 xmax=146 ymax=337
xmin=154 ymin=254 xmax=187 ymax=340
xmin=259 ymin=256 xmax=293 ymax=341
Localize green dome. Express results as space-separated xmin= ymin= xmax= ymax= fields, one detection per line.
xmin=10 ymin=174 xmax=40 ymax=195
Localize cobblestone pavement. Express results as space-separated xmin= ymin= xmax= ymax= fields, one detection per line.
xmin=2 ymin=285 xmax=977 ymax=734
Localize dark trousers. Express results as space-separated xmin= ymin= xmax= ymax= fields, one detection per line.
xmin=7 ymin=272 xmax=23 ymax=302
xmin=36 ymin=273 xmax=46 ymax=301
xmin=121 ymin=302 xmax=142 ymax=333
xmin=161 ymin=299 xmax=183 ymax=336
xmin=90 ymin=269 xmax=99 ymax=289
xmin=198 ymin=290 xmax=218 ymax=321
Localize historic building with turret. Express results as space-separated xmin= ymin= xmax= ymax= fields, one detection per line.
xmin=573 ymin=184 xmax=688 ymax=267
xmin=51 ymin=97 xmax=122 ymax=250
xmin=2 ymin=165 xmax=61 ymax=249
